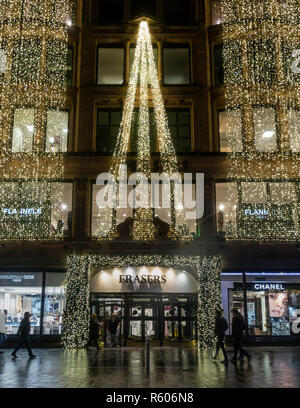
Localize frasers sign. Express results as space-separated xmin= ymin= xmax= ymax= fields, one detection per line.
xmin=2 ymin=208 xmax=42 ymax=216
xmin=90 ymin=266 xmax=198 ymax=294
xmin=119 ymin=274 xmax=166 ymax=284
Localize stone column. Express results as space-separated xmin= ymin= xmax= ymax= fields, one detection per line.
xmin=73 ymin=177 xmax=89 ymax=239
xmin=200 ymin=176 xmax=216 ymax=242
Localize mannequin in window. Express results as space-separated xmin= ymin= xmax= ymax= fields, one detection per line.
xmin=217 ymin=209 xmax=224 ymax=233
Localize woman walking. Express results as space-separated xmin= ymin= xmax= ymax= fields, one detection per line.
xmin=213 ymin=309 xmax=228 ymax=365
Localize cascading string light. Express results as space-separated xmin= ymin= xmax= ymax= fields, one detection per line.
xmin=0 ymin=0 xmax=73 ymax=241
xmin=220 ymin=0 xmax=300 ymax=242
xmin=95 ymin=21 xmax=192 ymax=241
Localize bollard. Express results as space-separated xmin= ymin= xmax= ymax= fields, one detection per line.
xmin=146 ymin=337 xmax=150 ymax=373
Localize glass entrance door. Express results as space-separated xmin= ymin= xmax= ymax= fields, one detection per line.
xmin=128 ymin=300 xmax=160 ymax=342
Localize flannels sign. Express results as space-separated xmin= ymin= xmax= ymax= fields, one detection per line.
xmin=3 ymin=208 xmax=42 ymax=216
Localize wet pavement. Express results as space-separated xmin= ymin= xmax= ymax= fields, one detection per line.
xmin=0 ymin=347 xmax=300 ymax=388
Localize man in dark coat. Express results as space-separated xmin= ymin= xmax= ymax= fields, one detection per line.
xmin=109 ymin=314 xmax=119 ymax=347
xmin=213 ymin=309 xmax=228 ymax=364
xmin=231 ymin=308 xmax=251 ymax=363
xmin=87 ymin=314 xmax=100 ymax=350
xmin=11 ymin=312 xmax=36 ymax=359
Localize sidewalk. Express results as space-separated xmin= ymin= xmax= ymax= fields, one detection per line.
xmin=0 ymin=347 xmax=300 ymax=388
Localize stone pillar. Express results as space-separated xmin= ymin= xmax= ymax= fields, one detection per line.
xmin=200 ymin=176 xmax=216 ymax=242
xmin=73 ymin=177 xmax=89 ymax=239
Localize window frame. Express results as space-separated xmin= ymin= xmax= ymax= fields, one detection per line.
xmin=45 ymin=108 xmax=70 ymax=153
xmin=96 ymin=44 xmax=125 ymax=86
xmin=11 ymin=106 xmax=36 ymax=153
xmin=162 ymin=43 xmax=191 ymax=86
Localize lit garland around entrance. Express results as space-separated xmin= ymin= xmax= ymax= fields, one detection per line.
xmin=62 ymin=254 xmax=221 ymax=349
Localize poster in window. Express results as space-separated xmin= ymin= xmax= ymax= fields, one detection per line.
xmin=269 ymin=292 xmax=288 ymax=318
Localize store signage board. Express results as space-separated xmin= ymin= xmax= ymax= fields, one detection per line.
xmin=0 ymin=273 xmax=42 ymax=286
xmin=0 ymin=201 xmax=52 ymax=239
xmin=237 ymin=203 xmax=294 ymax=238
xmin=90 ymin=266 xmax=197 ymax=294
xmin=233 ymin=282 xmax=298 ymax=291
xmin=2 ymin=208 xmax=43 ymax=216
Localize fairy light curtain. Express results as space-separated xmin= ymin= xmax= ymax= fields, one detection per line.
xmin=220 ymin=0 xmax=300 ymax=241
xmin=95 ymin=21 xmax=192 ymax=241
xmin=0 ymin=0 xmax=71 ymax=240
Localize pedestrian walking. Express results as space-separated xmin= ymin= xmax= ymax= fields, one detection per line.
xmin=87 ymin=314 xmax=100 ymax=350
xmin=0 ymin=309 xmax=7 ymax=353
xmin=231 ymin=308 xmax=251 ymax=363
xmin=213 ymin=309 xmax=228 ymax=364
xmin=11 ymin=312 xmax=36 ymax=359
xmin=108 ymin=314 xmax=119 ymax=347
xmin=102 ymin=312 xmax=109 ymax=347
xmin=116 ymin=311 xmax=122 ymax=347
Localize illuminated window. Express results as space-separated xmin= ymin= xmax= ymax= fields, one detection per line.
xmin=50 ymin=182 xmax=73 ymax=236
xmin=288 ymin=109 xmax=300 ymax=152
xmin=253 ymin=107 xmax=277 ymax=152
xmin=215 ymin=182 xmax=238 ymax=234
xmin=211 ymin=0 xmax=223 ymax=25
xmin=218 ymin=110 xmax=243 ymax=152
xmin=163 ymin=45 xmax=190 ymax=85
xmin=43 ymin=273 xmax=66 ymax=335
xmin=46 ymin=110 xmax=69 ymax=153
xmin=154 ymin=182 xmax=199 ymax=236
xmin=0 ymin=272 xmax=43 ymax=335
xmin=12 ymin=108 xmax=35 ymax=152
xmin=91 ymin=184 xmax=134 ymax=237
xmin=97 ymin=47 xmax=124 ymax=85
xmin=0 ymin=48 xmax=6 ymax=77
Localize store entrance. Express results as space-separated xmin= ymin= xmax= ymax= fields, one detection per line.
xmin=90 ymin=293 xmax=197 ymax=346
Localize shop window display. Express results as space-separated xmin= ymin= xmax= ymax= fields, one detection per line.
xmin=228 ymin=283 xmax=300 ymax=336
xmin=43 ymin=273 xmax=66 ymax=335
xmin=0 ymin=273 xmax=42 ymax=335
